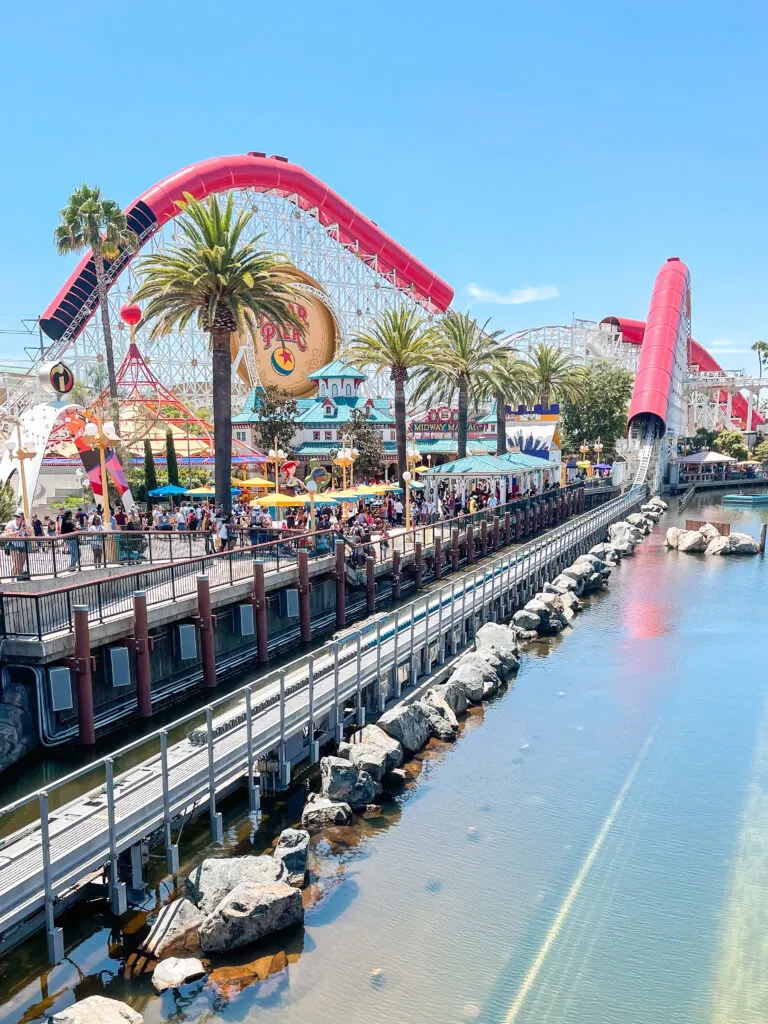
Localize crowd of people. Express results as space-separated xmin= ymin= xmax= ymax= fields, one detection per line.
xmin=1 ymin=477 xmax=568 ymax=580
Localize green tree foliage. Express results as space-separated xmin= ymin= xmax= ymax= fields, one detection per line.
xmin=165 ymin=430 xmax=180 ymax=486
xmin=414 ymin=311 xmax=503 ymax=460
xmin=347 ymin=308 xmax=442 ymax=482
xmin=54 ymin=185 xmax=137 ymax=424
xmin=713 ymin=429 xmax=749 ymax=461
xmin=0 ymin=483 xmax=18 ymax=523
xmin=253 ymin=385 xmax=299 ymax=457
xmin=143 ymin=438 xmax=158 ymax=493
xmin=346 ymin=409 xmax=384 ymax=480
xmin=683 ymin=428 xmax=717 ymax=454
xmin=752 ymin=438 xmax=768 ymax=462
xmin=133 ymin=192 xmax=302 ymax=515
xmin=559 ymin=361 xmax=634 ymax=455
xmin=474 ymin=350 xmax=535 ymax=457
xmin=526 ymin=342 xmax=587 ymax=409
xmin=751 ymin=340 xmax=768 ymax=378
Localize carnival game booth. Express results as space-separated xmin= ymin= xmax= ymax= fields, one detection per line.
xmin=421 ymin=452 xmax=549 ymax=504
xmin=675 ymin=450 xmax=737 ymax=485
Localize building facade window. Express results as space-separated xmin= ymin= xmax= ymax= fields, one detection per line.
xmin=324 ymin=430 xmax=333 ymax=441
xmin=313 ymin=431 xmax=321 ymax=440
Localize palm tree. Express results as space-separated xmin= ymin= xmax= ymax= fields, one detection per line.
xmin=346 ymin=309 xmax=441 ymax=482
xmin=751 ymin=340 xmax=768 ymax=378
xmin=526 ymin=342 xmax=586 ymax=408
xmin=475 ymin=350 xmax=535 ymax=456
xmin=133 ymin=192 xmax=302 ymax=515
xmin=413 ymin=311 xmax=503 ymax=460
xmin=54 ymin=185 xmax=138 ymax=425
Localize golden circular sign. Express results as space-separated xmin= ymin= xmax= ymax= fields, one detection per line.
xmin=232 ymin=269 xmax=339 ymax=397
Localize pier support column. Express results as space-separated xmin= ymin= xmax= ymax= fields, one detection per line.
xmin=297 ymin=550 xmax=312 ymax=643
xmin=760 ymin=523 xmax=767 ymax=553
xmin=503 ymin=512 xmax=511 ymax=546
xmin=72 ymin=605 xmax=95 ymax=746
xmin=132 ymin=591 xmax=153 ymax=719
xmin=414 ymin=541 xmax=423 ymax=589
xmin=466 ymin=526 xmax=475 ymax=564
xmin=366 ymin=555 xmax=376 ymax=613
xmin=451 ymin=528 xmax=459 ymax=571
xmin=480 ymin=520 xmax=488 ymax=557
xmin=492 ymin=516 xmax=500 ymax=552
xmin=335 ymin=540 xmax=346 ymax=629
xmin=433 ymin=536 xmax=442 ymax=580
xmin=515 ymin=509 xmax=522 ymax=541
xmin=252 ymin=560 xmax=268 ymax=664
xmin=392 ymin=550 xmax=401 ymax=602
xmin=196 ymin=575 xmax=217 ymax=689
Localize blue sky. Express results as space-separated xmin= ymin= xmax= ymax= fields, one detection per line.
xmin=1 ymin=0 xmax=767 ymax=372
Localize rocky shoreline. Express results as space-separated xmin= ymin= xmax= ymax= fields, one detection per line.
xmin=49 ymin=495 xmax=669 ymax=1024
xmin=665 ymin=522 xmax=760 ymax=555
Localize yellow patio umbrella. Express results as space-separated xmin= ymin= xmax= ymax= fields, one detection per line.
xmin=241 ymin=475 xmax=275 ymax=487
xmin=368 ymin=483 xmax=400 ymax=494
xmin=413 ymin=464 xmax=431 ymax=474
xmin=250 ymin=493 xmax=304 ymax=507
xmin=737 ymin=460 xmax=762 ymax=466
xmin=576 ymin=460 xmax=592 ymax=469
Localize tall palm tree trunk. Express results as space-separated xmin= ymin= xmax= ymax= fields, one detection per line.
xmin=495 ymin=392 xmax=507 ymax=456
xmin=211 ymin=328 xmax=233 ymax=516
xmin=457 ymin=375 xmax=469 ymax=460
xmin=93 ymin=247 xmax=120 ymax=429
xmin=393 ymin=370 xmax=408 ymax=483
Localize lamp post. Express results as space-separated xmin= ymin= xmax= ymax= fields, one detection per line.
xmin=268 ymin=435 xmax=286 ymax=520
xmin=579 ymin=439 xmax=590 ymax=461
xmin=402 ymin=470 xmax=412 ymax=532
xmin=3 ymin=420 xmax=36 ymax=523
xmin=335 ymin=433 xmax=358 ymax=490
xmin=593 ymin=437 xmax=604 ymax=463
xmin=83 ymin=402 xmax=121 ymax=513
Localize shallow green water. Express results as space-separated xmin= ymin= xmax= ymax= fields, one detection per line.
xmin=2 ymin=493 xmax=767 ymax=1024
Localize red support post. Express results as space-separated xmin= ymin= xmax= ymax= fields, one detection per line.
xmin=366 ymin=555 xmax=376 ymax=613
xmin=515 ymin=508 xmax=522 ymax=541
xmin=252 ymin=560 xmax=268 ymax=664
xmin=492 ymin=516 xmax=500 ymax=552
xmin=72 ymin=605 xmax=95 ymax=746
xmin=503 ymin=512 xmax=511 ymax=546
xmin=196 ymin=574 xmax=217 ymax=689
xmin=133 ymin=590 xmax=153 ymax=719
xmin=335 ymin=540 xmax=346 ymax=629
xmin=466 ymin=525 xmax=475 ymax=564
xmin=480 ymin=520 xmax=488 ymax=557
xmin=451 ymin=528 xmax=459 ymax=571
xmin=414 ymin=541 xmax=423 ymax=589
xmin=392 ymin=549 xmax=401 ymax=602
xmin=433 ymin=536 xmax=442 ymax=580
xmin=297 ymin=549 xmax=312 ymax=643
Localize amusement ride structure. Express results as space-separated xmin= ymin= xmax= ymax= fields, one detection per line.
xmin=0 ymin=153 xmax=765 ymax=497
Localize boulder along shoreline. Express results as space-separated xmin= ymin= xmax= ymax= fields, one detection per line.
xmin=51 ymin=496 xmax=670 ymax=1024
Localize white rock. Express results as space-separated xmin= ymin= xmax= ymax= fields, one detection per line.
xmin=729 ymin=531 xmax=760 ymax=554
xmin=705 ymin=536 xmax=731 ymax=556
xmin=273 ymin=828 xmax=310 ymax=886
xmin=474 ymin=623 xmax=520 ymax=680
xmin=698 ymin=522 xmax=720 ymax=540
xmin=301 ymin=793 xmax=353 ymax=829
xmin=199 ymin=882 xmax=303 ymax=953
xmin=152 ymin=957 xmax=206 ymax=993
xmin=187 ymin=857 xmax=287 ymax=915
xmin=423 ymin=688 xmax=461 ymax=730
xmin=449 ymin=652 xmax=501 ymax=702
xmin=139 ymin=897 xmax=204 ymax=958
xmin=665 ymin=527 xmax=681 ymax=549
xmin=378 ymin=702 xmax=431 ymax=753
xmin=50 ymin=997 xmax=143 ymax=1024
xmin=425 ymin=680 xmax=468 ymax=716
xmin=677 ymin=530 xmax=708 ymax=553
xmin=350 ymin=725 xmax=403 ymax=772
xmin=513 ymin=609 xmax=541 ymax=631
xmin=321 ymin=756 xmax=379 ymax=807
xmin=415 ymin=699 xmax=457 ymax=741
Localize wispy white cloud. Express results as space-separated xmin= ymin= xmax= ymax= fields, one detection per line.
xmin=466 ymin=283 xmax=559 ymax=306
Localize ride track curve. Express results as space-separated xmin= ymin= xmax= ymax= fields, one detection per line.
xmin=602 ymin=257 xmax=763 ymax=435
xmin=40 ymin=152 xmax=455 ymax=349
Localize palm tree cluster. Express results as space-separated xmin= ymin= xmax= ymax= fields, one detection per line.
xmin=56 ymin=184 xmax=587 ymax=510
xmin=348 ymin=311 xmax=586 ymax=478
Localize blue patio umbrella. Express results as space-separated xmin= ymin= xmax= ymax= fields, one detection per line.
xmin=565 ymin=459 xmax=577 ymax=469
xmin=594 ymin=463 xmax=612 ymax=471
xmin=148 ymin=484 xmax=188 ymax=497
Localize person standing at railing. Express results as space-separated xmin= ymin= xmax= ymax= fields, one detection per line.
xmin=32 ymin=513 xmax=43 ymax=537
xmin=88 ymin=515 xmax=106 ymax=568
xmin=60 ymin=510 xmax=79 ymax=570
xmin=5 ymin=512 xmax=30 ymax=580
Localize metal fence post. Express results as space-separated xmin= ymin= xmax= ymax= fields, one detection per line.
xmin=160 ymin=730 xmax=179 ymax=874
xmin=206 ymin=706 xmax=223 ymax=842
xmin=356 ymin=631 xmax=365 ymax=726
xmin=279 ymin=668 xmax=290 ymax=787
xmin=39 ymin=792 xmax=64 ymax=964
xmin=245 ymin=687 xmax=259 ymax=812
xmin=105 ymin=757 xmax=127 ymax=914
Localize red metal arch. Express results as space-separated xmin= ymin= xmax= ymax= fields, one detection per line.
xmin=41 ymin=152 xmax=454 ymax=343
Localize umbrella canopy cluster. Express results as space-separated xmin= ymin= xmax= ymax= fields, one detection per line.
xmin=675 ymin=451 xmax=737 ymax=464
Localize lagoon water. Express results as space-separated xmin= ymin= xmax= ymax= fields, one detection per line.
xmin=2 ymin=493 xmax=768 ymax=1024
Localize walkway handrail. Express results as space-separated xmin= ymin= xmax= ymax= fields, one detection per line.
xmin=0 ymin=485 xmax=589 ymax=640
